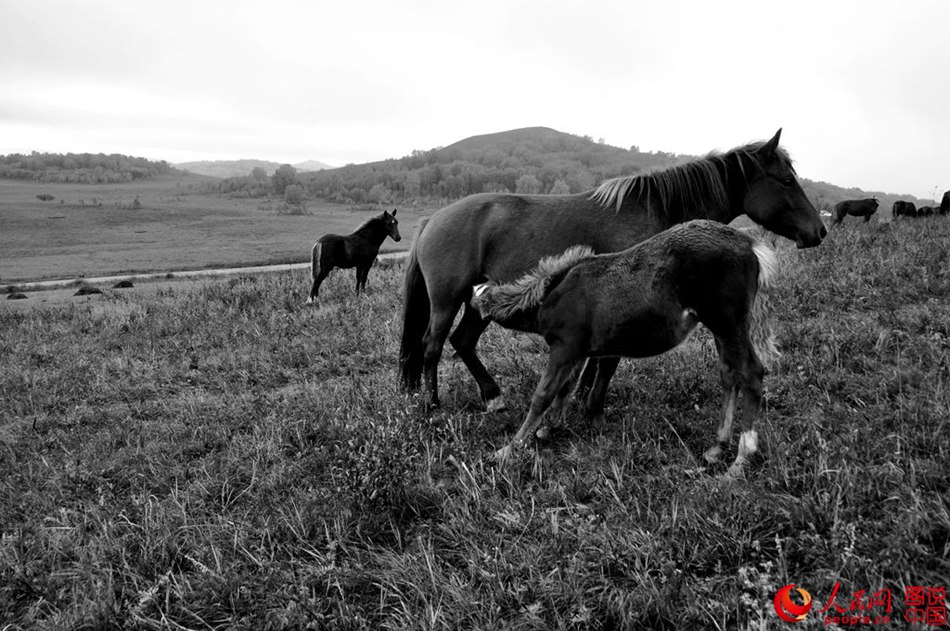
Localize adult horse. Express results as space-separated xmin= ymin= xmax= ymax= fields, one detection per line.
xmin=831 ymin=198 xmax=879 ymax=225
xmin=399 ymin=129 xmax=826 ymax=410
xmin=892 ymin=200 xmax=917 ymax=219
xmin=940 ymin=191 xmax=950 ymax=216
xmin=307 ymin=209 xmax=400 ymax=303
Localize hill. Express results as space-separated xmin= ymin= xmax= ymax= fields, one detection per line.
xmin=176 ymin=158 xmax=333 ymax=179
xmin=298 ymin=126 xmax=932 ymax=213
xmin=300 ymin=126 xmax=682 ymax=205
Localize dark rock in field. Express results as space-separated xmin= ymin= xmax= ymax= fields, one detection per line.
xmin=7 ymin=292 xmax=28 ymax=300
xmin=74 ymin=286 xmax=103 ymax=296
xmin=113 ymin=280 xmax=134 ymax=289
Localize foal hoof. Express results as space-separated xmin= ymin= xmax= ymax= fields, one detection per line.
xmin=535 ymin=426 xmax=551 ymax=441
xmin=305 ymin=297 xmax=315 ymax=305
xmin=724 ymin=464 xmax=747 ymax=480
xmin=494 ymin=445 xmax=514 ymax=462
xmin=486 ymin=396 xmax=508 ymax=413
xmin=703 ymin=445 xmax=723 ymax=465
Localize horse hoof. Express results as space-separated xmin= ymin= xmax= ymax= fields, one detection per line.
xmin=535 ymin=426 xmax=551 ymax=441
xmin=305 ymin=297 xmax=314 ymax=305
xmin=486 ymin=396 xmax=508 ymax=413
xmin=495 ymin=445 xmax=514 ymax=462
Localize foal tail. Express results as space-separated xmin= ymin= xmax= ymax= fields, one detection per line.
xmin=471 ymin=245 xmax=594 ymax=328
xmin=399 ymin=219 xmax=431 ymax=390
xmin=750 ymin=241 xmax=781 ymax=370
xmin=306 ymin=241 xmax=323 ymax=304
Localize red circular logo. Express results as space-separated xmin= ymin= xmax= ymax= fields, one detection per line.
xmin=774 ymin=584 xmax=813 ymax=623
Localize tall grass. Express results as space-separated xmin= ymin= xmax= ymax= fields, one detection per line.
xmin=1 ymin=220 xmax=948 ymax=629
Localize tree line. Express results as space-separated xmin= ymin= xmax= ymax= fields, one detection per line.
xmin=0 ymin=152 xmax=180 ymax=184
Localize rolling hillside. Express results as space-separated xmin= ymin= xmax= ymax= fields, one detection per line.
xmin=299 ymin=126 xmax=936 ymax=212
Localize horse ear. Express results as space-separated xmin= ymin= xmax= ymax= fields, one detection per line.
xmin=760 ymin=128 xmax=782 ymax=156
xmin=392 ymin=208 xmax=397 ymax=216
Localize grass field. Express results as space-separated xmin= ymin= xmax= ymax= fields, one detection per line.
xmin=0 ymin=177 xmax=422 ymax=284
xmin=1 ymin=217 xmax=948 ymax=629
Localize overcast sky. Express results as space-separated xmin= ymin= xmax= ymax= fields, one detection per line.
xmin=1 ymin=0 xmax=947 ymax=200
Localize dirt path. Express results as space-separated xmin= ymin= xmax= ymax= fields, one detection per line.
xmin=2 ymin=252 xmax=408 ymax=310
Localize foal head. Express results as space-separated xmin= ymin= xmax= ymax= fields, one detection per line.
xmin=737 ymin=129 xmax=826 ymax=249
xmin=381 ymin=208 xmax=402 ymax=242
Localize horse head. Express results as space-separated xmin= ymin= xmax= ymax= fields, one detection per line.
xmin=740 ymin=129 xmax=827 ymax=249
xmin=383 ymin=208 xmax=402 ymax=242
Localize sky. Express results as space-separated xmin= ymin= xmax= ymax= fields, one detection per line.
xmin=1 ymin=0 xmax=948 ymax=200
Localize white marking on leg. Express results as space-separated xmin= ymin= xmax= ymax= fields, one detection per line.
xmin=726 ymin=429 xmax=759 ymax=478
xmin=486 ymin=396 xmax=508 ymax=413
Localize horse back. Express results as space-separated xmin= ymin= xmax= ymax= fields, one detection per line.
xmin=417 ymin=192 xmax=670 ymax=288
xmin=317 ymin=233 xmax=378 ymax=269
xmin=538 ymin=221 xmax=758 ymax=357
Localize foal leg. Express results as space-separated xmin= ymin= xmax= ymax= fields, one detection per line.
xmin=536 ymin=360 xmax=585 ymax=440
xmin=726 ymin=346 xmax=765 ymax=478
xmin=449 ymin=303 xmax=504 ymax=411
xmin=496 ymin=349 xmax=578 ymax=461
xmin=706 ymin=336 xmax=765 ymax=477
xmin=582 ymin=356 xmax=621 ymax=427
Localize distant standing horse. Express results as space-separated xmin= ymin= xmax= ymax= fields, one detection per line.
xmin=400 ymin=129 xmax=826 ymax=414
xmin=472 ymin=220 xmax=779 ymax=478
xmin=307 ymin=209 xmax=401 ymax=303
xmin=832 ymin=198 xmax=879 ymax=225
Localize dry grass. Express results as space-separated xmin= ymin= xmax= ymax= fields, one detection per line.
xmin=1 ymin=219 xmax=948 ymax=629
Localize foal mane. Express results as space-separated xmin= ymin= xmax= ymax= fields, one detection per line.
xmin=591 ymin=141 xmax=793 ymax=219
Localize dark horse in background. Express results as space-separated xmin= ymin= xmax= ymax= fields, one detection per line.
xmin=941 ymin=191 xmax=950 ymax=216
xmin=307 ymin=209 xmax=401 ymax=303
xmin=832 ymin=198 xmax=879 ymax=225
xmin=472 ymin=221 xmax=778 ymax=477
xmin=399 ymin=129 xmax=826 ymax=415
xmin=893 ymin=200 xmax=917 ymax=219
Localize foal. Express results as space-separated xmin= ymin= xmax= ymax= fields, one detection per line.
xmin=471 ymin=220 xmax=779 ymax=478
xmin=307 ymin=209 xmax=401 ymax=303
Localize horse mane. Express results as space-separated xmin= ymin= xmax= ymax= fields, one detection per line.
xmin=590 ymin=141 xmax=794 ymax=219
xmin=353 ymin=213 xmax=385 ymax=234
xmin=472 ymin=245 xmax=595 ymax=322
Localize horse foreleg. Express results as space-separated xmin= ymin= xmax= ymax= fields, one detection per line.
xmin=497 ymin=350 xmax=578 ymax=461
xmin=450 ymin=303 xmax=503 ymax=410
xmin=726 ymin=349 xmax=764 ymax=478
xmin=355 ymin=266 xmax=371 ymax=294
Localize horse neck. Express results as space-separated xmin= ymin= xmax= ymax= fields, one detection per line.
xmin=354 ymin=219 xmax=389 ymax=246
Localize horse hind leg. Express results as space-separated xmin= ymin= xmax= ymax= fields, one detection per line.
xmin=422 ymin=299 xmax=463 ymax=408
xmin=307 ymin=242 xmax=330 ymax=304
xmin=449 ymin=303 xmax=504 ymax=410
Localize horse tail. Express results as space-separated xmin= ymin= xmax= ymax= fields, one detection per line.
xmin=399 ymin=218 xmax=431 ymax=390
xmin=749 ymin=240 xmax=780 ymax=370
xmin=306 ymin=240 xmax=323 ymax=304
xmin=310 ymin=241 xmax=322 ymax=283
xmin=471 ymin=245 xmax=595 ymax=326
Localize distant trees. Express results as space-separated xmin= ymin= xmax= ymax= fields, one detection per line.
xmin=272 ymin=164 xmax=297 ymax=195
xmin=0 ymin=152 xmax=178 ymax=183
